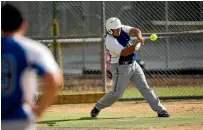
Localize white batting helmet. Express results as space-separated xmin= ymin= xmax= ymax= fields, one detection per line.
xmin=106 ymin=17 xmax=123 ymax=34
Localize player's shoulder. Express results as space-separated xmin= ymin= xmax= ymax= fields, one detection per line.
xmin=14 ymin=35 xmax=49 ymax=54
xmin=122 ymin=25 xmax=133 ymax=33
xmin=105 ymin=34 xmax=116 ymax=42
xmin=13 ymin=36 xmax=52 ymax=62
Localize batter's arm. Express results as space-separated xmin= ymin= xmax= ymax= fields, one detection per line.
xmin=120 ymin=44 xmax=137 ymax=56
xmin=129 ymin=28 xmax=144 ymax=44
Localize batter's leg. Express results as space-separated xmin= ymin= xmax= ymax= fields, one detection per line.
xmin=91 ymin=63 xmax=133 ymax=117
xmin=96 ymin=64 xmax=133 ymax=109
xmin=130 ymin=61 xmax=167 ymax=113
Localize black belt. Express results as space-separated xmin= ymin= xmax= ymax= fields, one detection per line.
xmin=119 ymin=61 xmax=133 ymax=65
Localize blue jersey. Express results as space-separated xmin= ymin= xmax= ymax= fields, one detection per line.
xmin=114 ymin=30 xmax=137 ymax=62
xmin=1 ymin=35 xmax=60 ymax=120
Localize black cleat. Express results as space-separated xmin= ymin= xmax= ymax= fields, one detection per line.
xmin=90 ymin=107 xmax=100 ymax=118
xmin=158 ymin=110 xmax=170 ymax=117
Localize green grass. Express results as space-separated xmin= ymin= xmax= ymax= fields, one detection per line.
xmin=123 ymin=87 xmax=203 ymax=98
xmin=37 ymin=111 xmax=203 ymax=129
xmin=54 ymin=87 xmax=203 ymax=98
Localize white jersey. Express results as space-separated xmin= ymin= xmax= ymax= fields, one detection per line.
xmin=105 ymin=25 xmax=133 ymax=63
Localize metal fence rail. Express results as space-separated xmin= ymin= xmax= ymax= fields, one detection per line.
xmin=6 ymin=1 xmax=203 ymax=98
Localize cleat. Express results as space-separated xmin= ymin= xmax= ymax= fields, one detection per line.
xmin=90 ymin=107 xmax=100 ymax=118
xmin=158 ymin=110 xmax=170 ymax=117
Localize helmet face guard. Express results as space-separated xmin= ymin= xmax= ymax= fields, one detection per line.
xmin=106 ymin=17 xmax=123 ymax=34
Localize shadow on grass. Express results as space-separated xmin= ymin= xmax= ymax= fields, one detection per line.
xmin=37 ymin=116 xmax=152 ymax=126
xmin=38 ymin=116 xmax=120 ymax=124
xmin=37 ymin=116 xmax=159 ymax=125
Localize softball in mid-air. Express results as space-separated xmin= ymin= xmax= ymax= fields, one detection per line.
xmin=150 ymin=33 xmax=158 ymax=41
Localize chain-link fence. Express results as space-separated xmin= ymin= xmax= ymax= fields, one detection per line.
xmin=4 ymin=1 xmax=203 ymax=99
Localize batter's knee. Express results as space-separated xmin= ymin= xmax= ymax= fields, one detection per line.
xmin=135 ymin=80 xmax=153 ymax=91
xmin=139 ymin=80 xmax=150 ymax=88
xmin=141 ymin=84 xmax=153 ymax=92
xmin=110 ymin=91 xmax=123 ymax=99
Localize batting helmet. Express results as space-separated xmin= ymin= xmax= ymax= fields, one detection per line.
xmin=106 ymin=17 xmax=123 ymax=34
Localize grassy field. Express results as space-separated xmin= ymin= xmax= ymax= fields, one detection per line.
xmin=37 ymin=100 xmax=203 ymax=130
xmin=38 ymin=112 xmax=203 ymax=128
xmin=55 ymin=87 xmax=203 ymax=98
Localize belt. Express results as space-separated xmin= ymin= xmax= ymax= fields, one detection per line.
xmin=119 ymin=61 xmax=133 ymax=65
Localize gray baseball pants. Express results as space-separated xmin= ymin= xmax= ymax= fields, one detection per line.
xmin=95 ymin=60 xmax=166 ymax=113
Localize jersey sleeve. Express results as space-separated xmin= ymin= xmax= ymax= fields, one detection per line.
xmin=31 ymin=46 xmax=60 ymax=76
xmin=13 ymin=36 xmax=61 ymax=76
xmin=105 ymin=36 xmax=124 ymax=55
xmin=122 ymin=25 xmax=133 ymax=34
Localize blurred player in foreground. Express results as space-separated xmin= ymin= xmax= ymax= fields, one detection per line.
xmin=1 ymin=4 xmax=62 ymax=130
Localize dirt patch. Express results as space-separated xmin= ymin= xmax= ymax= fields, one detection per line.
xmin=37 ymin=123 xmax=203 ymax=130
xmin=47 ymin=100 xmax=203 ymax=114
xmin=140 ymin=123 xmax=203 ymax=130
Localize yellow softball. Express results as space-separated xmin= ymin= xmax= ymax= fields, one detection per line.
xmin=150 ymin=33 xmax=158 ymax=41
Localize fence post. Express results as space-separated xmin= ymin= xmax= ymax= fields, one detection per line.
xmin=165 ymin=1 xmax=170 ymax=69
xmin=101 ymin=1 xmax=107 ymax=92
xmin=52 ymin=1 xmax=57 ymax=62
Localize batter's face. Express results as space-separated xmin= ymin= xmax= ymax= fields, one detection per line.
xmin=112 ymin=28 xmax=121 ymax=37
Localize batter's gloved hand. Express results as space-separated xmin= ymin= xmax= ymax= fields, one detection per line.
xmin=137 ymin=37 xmax=144 ymax=45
